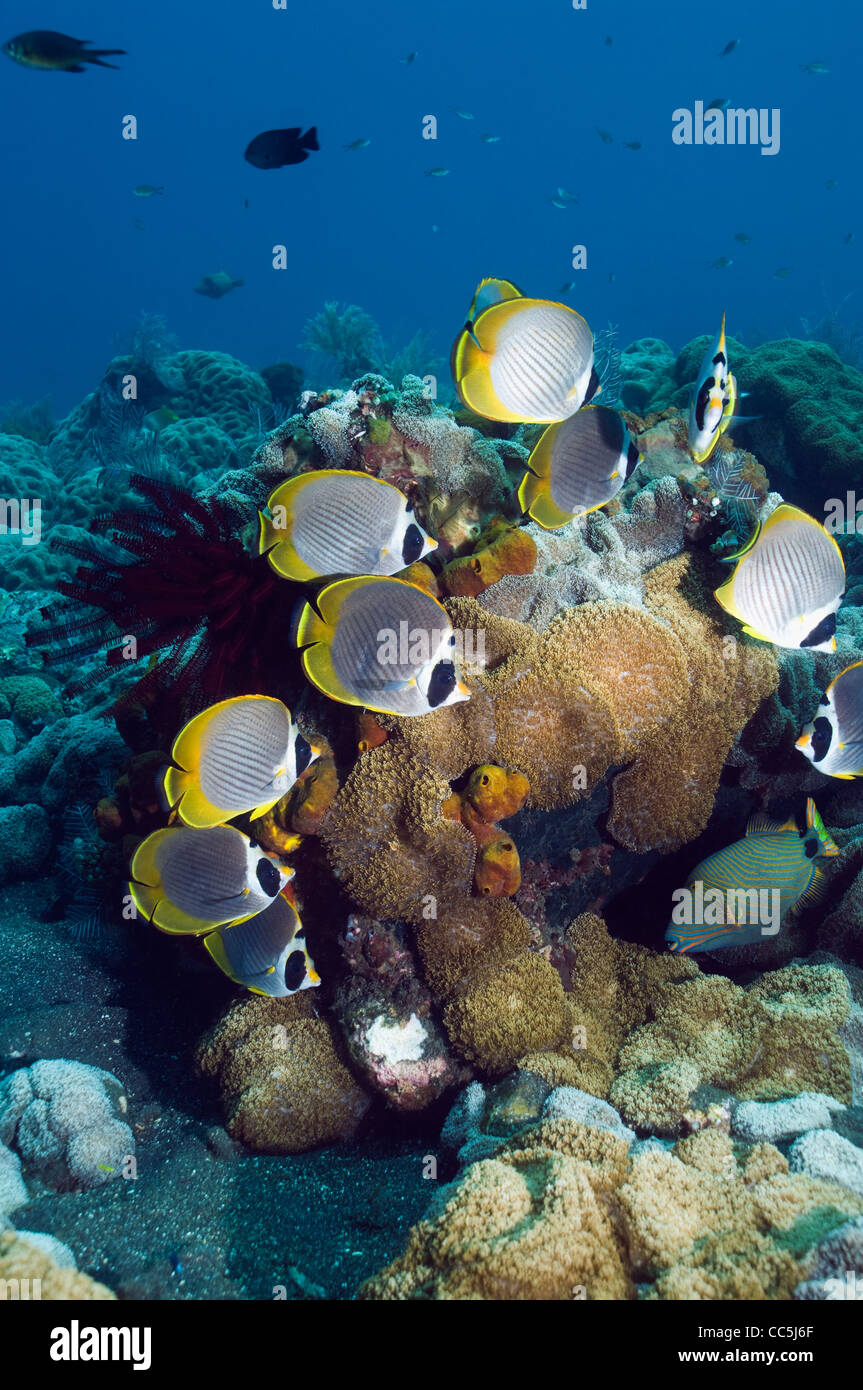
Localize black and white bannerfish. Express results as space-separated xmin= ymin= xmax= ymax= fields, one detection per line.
xmin=451 ymin=276 xmax=598 ymax=424
xmin=258 ymin=469 xmax=436 ymax=581
xmin=517 ymin=404 xmax=642 ymax=529
xmin=797 ymin=662 xmax=863 ymax=778
xmin=204 ymin=894 xmax=320 ymax=996
xmin=162 ymin=696 xmax=320 ymax=830
xmin=294 ymin=575 xmax=471 ymax=716
xmin=128 ymin=825 xmax=292 ymax=935
xmin=714 ymin=504 xmax=845 ymax=651
xmin=688 ymin=312 xmax=737 ymax=464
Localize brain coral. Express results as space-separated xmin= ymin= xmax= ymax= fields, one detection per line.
xmin=360 ymin=1120 xmax=863 ymax=1300
xmin=196 ymin=992 xmax=371 ymax=1153
xmin=167 ymin=349 xmax=271 ymax=451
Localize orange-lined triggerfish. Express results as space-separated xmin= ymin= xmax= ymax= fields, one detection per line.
xmin=665 ymin=799 xmax=839 ymax=954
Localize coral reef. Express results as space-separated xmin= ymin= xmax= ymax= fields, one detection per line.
xmin=610 ymin=956 xmax=853 ymax=1133
xmin=361 ymin=1118 xmax=863 ymax=1300
xmin=0 ymin=1059 xmax=134 ymax=1191
xmin=196 ymin=992 xmax=371 ymax=1153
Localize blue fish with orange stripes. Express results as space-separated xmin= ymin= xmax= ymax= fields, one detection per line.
xmin=665 ymin=799 xmax=838 ymax=954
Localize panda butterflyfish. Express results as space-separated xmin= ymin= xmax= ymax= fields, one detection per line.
xmin=451 ymin=276 xmax=598 ymax=424
xmin=714 ymin=504 xmax=844 ymax=651
xmin=294 ymin=575 xmax=471 ymax=716
xmin=258 ymin=469 xmax=436 ymax=581
xmin=517 ymin=404 xmax=642 ymax=529
xmin=128 ymin=824 xmax=292 ymax=935
xmin=688 ymin=312 xmax=734 ymax=464
xmin=204 ymin=893 xmax=319 ymax=996
xmin=162 ymin=696 xmax=320 ymax=830
xmin=797 ymin=661 xmax=863 ymax=778
xmin=665 ymin=798 xmax=839 ymax=954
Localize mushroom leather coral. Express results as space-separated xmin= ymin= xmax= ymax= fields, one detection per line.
xmin=360 ymin=1121 xmax=863 ymax=1301
xmin=196 ymin=993 xmax=371 ymax=1153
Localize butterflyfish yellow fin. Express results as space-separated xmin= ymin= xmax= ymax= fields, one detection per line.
xmin=173 ymin=783 xmax=232 ymax=830
xmin=262 ymin=537 xmax=320 ymax=584
xmin=519 ymin=476 xmax=575 ymax=530
xmin=203 ymin=931 xmax=241 ymax=984
xmin=741 ymin=623 xmax=776 ymax=643
xmin=713 ymin=575 xmax=745 ymax=622
xmin=524 ymin=422 xmax=558 ymax=480
xmin=825 ymin=659 xmax=863 ymax=697
xmin=162 ymin=765 xmax=189 ymax=811
xmin=294 ymin=600 xmax=331 ymax=648
xmin=302 ymin=643 xmax=359 ymax=707
xmin=152 ymin=896 xmax=244 ymax=937
xmin=128 ymin=880 xmax=159 ymax=922
xmin=128 ymin=828 xmax=173 ymax=888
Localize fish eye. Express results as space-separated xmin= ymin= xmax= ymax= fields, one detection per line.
xmin=402 ymin=522 xmax=425 ymax=566
xmin=811 ymin=716 xmax=833 ymax=762
xmin=256 ymin=857 xmax=282 ymax=896
xmin=427 ymin=660 xmax=457 ymax=708
xmin=284 ymin=949 xmax=307 ymax=992
xmin=294 ymin=733 xmax=313 ymax=775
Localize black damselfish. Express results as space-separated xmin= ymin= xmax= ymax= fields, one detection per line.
xmin=244 ymin=127 xmax=319 ymax=169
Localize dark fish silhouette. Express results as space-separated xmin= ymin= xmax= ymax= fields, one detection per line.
xmin=720 ymin=39 xmax=739 ymax=57
xmin=2 ymin=30 xmax=125 ymax=71
xmin=244 ymin=127 xmax=319 ymax=169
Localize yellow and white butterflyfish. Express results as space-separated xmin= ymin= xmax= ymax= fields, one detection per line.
xmin=259 ymin=469 xmax=436 ymax=582
xmin=128 ymin=824 xmax=292 ymax=935
xmin=796 ymin=660 xmax=863 ymax=778
xmin=203 ymin=893 xmax=320 ymax=996
xmin=451 ymin=276 xmax=598 ymax=424
xmin=295 ymin=574 xmax=471 ymax=716
xmin=714 ymin=504 xmax=845 ymax=650
xmin=518 ymin=404 xmax=642 ymax=529
xmin=162 ymin=695 xmax=320 ymax=830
